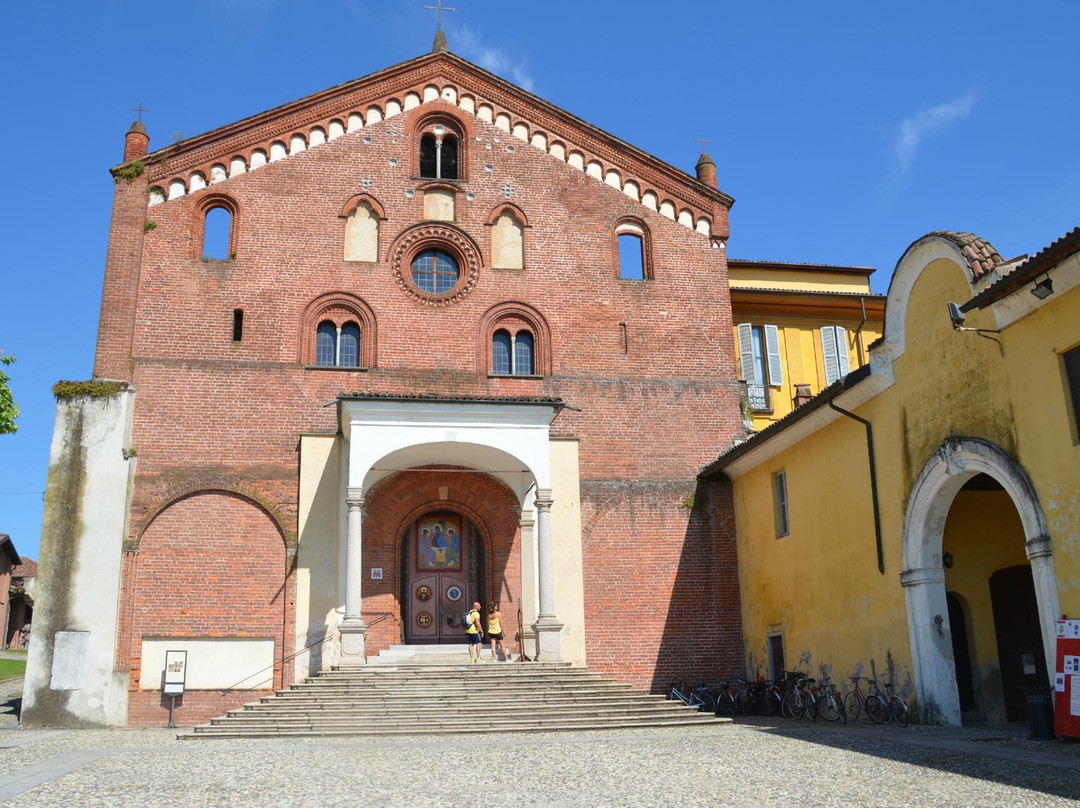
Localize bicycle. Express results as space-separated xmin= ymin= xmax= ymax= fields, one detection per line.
xmin=667 ymin=680 xmax=716 ymax=713
xmin=714 ymin=679 xmax=750 ymax=717
xmin=845 ymin=675 xmax=888 ymax=724
xmin=878 ymin=678 xmax=910 ymax=727
xmin=813 ymin=676 xmax=847 ymax=724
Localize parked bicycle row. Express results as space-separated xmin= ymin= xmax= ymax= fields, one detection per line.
xmin=667 ymin=670 xmax=909 ymax=726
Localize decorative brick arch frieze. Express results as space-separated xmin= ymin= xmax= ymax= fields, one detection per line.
xmin=338 ymin=192 xmax=386 ymax=220
xmin=131 ymin=478 xmax=295 ymax=552
xmin=391 ymin=222 xmax=483 ymax=306
xmin=477 ymin=301 xmax=552 ymax=375
xmin=485 ymin=202 xmax=530 ymax=228
xmin=299 ymin=291 xmax=377 ymax=367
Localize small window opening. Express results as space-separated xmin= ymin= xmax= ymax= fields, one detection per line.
xmin=1065 ymin=345 xmax=1080 ymax=444
xmin=232 ymin=309 xmax=244 ymax=342
xmin=767 ymin=633 xmax=786 ymax=680
xmin=339 ymin=323 xmax=361 ymax=368
xmin=492 ymin=330 xmax=511 ymax=374
xmin=514 ymin=331 xmax=534 ymax=375
xmin=774 ymin=470 xmax=789 ymax=538
xmin=618 ymin=233 xmax=644 ymax=279
xmin=202 ymin=206 xmax=232 ymax=259
xmin=316 ymin=321 xmax=337 ymax=367
xmin=441 ymin=135 xmax=458 ymax=180
xmin=419 ymin=134 xmax=438 ymax=178
xmin=412 ymin=250 xmax=459 ymax=294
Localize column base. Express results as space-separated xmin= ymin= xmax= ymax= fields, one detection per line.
xmin=533 ymin=616 xmax=564 ymax=663
xmin=337 ymin=620 xmax=368 ymax=667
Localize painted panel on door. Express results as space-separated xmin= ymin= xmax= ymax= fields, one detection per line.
xmin=405 ymin=512 xmax=477 ymax=644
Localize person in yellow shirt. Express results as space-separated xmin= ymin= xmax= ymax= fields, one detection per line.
xmin=466 ymin=601 xmax=483 ymax=662
xmin=487 ymin=602 xmax=510 ymax=662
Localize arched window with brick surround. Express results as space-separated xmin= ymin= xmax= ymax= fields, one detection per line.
xmin=407 ymin=105 xmax=473 ymax=183
xmin=197 ymin=194 xmax=240 ymax=260
xmin=478 ymin=302 xmax=551 ymax=378
xmin=487 ymin=203 xmax=528 ymax=270
xmin=339 ymin=194 xmax=385 ymax=263
xmin=300 ymin=293 xmax=377 ymax=369
xmin=614 ymin=218 xmax=652 ymax=280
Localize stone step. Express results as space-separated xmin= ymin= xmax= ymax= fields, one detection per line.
xmin=229 ymin=697 xmax=681 ymax=717
xmin=185 ymin=664 xmax=698 ymax=739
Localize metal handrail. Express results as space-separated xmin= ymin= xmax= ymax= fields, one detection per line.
xmin=219 ymin=633 xmax=333 ymax=695
xmin=516 ymin=608 xmax=533 ymax=662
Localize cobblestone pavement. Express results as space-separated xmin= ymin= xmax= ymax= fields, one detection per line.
xmin=0 ymin=718 xmax=1077 ymax=806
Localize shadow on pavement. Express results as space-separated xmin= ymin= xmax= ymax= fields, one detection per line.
xmin=736 ymin=717 xmax=1080 ymax=802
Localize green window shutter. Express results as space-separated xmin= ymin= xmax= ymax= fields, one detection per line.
xmin=764 ymin=324 xmax=783 ymax=387
xmin=737 ymin=323 xmax=758 ymax=383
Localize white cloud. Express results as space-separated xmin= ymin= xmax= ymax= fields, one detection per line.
xmin=450 ymin=25 xmax=536 ymax=93
xmin=894 ymin=91 xmax=979 ymax=174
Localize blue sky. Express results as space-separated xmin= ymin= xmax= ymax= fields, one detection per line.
xmin=2 ymin=1 xmax=1078 ymax=559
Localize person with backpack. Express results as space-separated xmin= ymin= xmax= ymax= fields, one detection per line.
xmin=465 ymin=601 xmax=483 ymax=662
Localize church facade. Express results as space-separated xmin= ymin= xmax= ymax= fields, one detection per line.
xmin=23 ymin=45 xmax=747 ymax=727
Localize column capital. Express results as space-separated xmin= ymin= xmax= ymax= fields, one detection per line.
xmin=534 ymin=488 xmax=553 ymax=510
xmin=347 ymin=487 xmax=364 ymax=509
xmin=1026 ymin=535 xmax=1053 ymax=560
xmin=900 ymin=566 xmax=946 ymax=588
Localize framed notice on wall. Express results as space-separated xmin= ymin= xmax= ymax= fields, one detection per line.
xmin=163 ymin=650 xmax=187 ymax=695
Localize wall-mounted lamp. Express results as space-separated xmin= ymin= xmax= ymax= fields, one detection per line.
xmin=943 ymin=552 xmax=954 ymax=569
xmin=1030 ymin=275 xmax=1054 ymax=300
xmin=946 ymin=301 xmax=1004 ymax=356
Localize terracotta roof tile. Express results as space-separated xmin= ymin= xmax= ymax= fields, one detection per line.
xmin=12 ymin=558 xmax=37 ymax=578
xmin=963 ymin=224 xmax=1080 ymax=310
xmin=927 ymin=231 xmax=1004 ymax=281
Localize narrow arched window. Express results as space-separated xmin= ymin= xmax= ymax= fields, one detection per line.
xmin=412 ymin=250 xmax=459 ymax=294
xmin=339 ymin=323 xmax=361 ymax=367
xmin=618 ymin=233 xmax=644 ymax=279
xmin=441 ymin=135 xmax=458 ymax=180
xmin=492 ymin=330 xmax=511 ymax=374
xmin=202 ymin=206 xmax=232 ymax=259
xmin=420 ymin=134 xmax=438 ymax=178
xmin=316 ymin=321 xmax=337 ymax=366
xmin=514 ymin=331 xmax=534 ymax=375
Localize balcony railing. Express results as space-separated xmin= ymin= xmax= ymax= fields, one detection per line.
xmin=746 ymin=383 xmax=770 ymax=412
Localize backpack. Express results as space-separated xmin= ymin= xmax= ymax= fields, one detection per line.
xmin=463 ymin=611 xmax=473 ymax=629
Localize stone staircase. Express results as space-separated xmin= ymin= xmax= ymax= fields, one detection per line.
xmin=184 ymin=653 xmax=721 ymax=738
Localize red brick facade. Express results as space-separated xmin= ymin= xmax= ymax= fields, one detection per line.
xmin=98 ymin=51 xmax=744 ymax=725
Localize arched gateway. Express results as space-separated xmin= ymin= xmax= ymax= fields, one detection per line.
xmin=334 ymin=394 xmax=568 ymax=665
xmin=901 ymin=437 xmax=1059 ymax=725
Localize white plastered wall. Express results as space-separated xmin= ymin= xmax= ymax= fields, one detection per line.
xmin=550 ymin=438 xmax=585 ymax=665
xmin=294 ymin=435 xmax=341 ymax=681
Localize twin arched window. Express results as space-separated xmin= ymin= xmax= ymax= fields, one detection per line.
xmin=419 ymin=132 xmax=458 ymax=180
xmin=316 ymin=321 xmax=361 ymax=367
xmin=492 ymin=329 xmax=534 ymax=375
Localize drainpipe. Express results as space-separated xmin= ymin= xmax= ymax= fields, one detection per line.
xmin=827 ymin=398 xmax=884 ymax=574
xmin=853 ymin=296 xmax=867 ymax=367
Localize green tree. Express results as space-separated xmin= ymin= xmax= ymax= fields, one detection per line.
xmin=0 ymin=352 xmax=18 ymax=435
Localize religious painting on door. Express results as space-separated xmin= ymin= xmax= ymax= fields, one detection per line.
xmin=405 ymin=511 xmax=481 ymax=644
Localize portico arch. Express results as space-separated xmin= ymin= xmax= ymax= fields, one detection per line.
xmin=334 ymin=395 xmax=566 ymax=665
xmin=900 ymin=436 xmax=1058 ymax=725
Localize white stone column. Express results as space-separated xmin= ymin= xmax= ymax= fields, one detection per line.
xmin=1026 ymin=535 xmax=1061 ymax=681
xmin=900 ymin=566 xmax=960 ymax=726
xmin=533 ymin=489 xmax=563 ymax=662
xmin=339 ymin=487 xmax=368 ymax=666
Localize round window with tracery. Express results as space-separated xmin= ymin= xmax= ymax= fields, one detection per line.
xmin=411 ymin=250 xmax=459 ymax=294
xmin=391 ymin=223 xmax=481 ymax=307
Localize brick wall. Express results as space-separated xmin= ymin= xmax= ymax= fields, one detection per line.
xmin=125 ymin=492 xmax=289 ymax=727
xmin=100 ymin=84 xmax=744 ymax=723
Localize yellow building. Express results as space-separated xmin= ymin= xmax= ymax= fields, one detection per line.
xmin=729 ymin=260 xmax=885 ymax=432
xmin=706 ymin=227 xmax=1080 ymax=725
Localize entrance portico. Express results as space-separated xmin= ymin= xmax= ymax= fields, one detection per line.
xmin=333 ymin=395 xmax=567 ymax=666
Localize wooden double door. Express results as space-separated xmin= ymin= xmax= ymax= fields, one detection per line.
xmin=403 ymin=511 xmax=482 ymax=644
